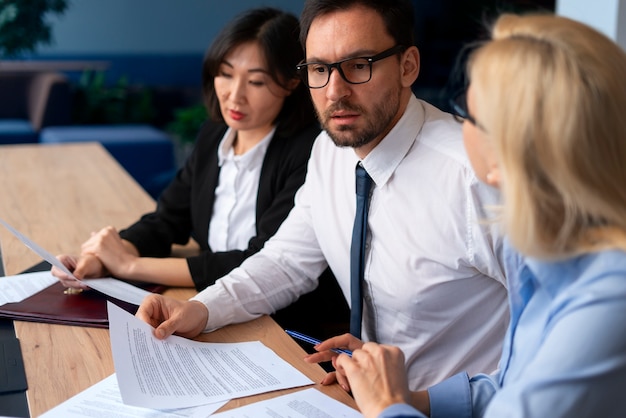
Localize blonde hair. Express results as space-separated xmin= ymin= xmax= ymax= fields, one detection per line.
xmin=469 ymin=13 xmax=626 ymax=258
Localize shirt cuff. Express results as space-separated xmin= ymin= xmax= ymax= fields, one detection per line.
xmin=190 ymin=284 xmax=235 ymax=332
xmin=428 ymin=372 xmax=471 ymax=418
xmin=378 ymin=403 xmax=426 ymax=418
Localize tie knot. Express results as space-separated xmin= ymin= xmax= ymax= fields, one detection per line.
xmin=355 ymin=164 xmax=373 ymax=197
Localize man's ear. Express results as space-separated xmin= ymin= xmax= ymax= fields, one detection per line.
xmin=401 ymin=46 xmax=420 ymax=87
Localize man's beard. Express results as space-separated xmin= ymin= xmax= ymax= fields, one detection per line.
xmin=317 ymin=87 xmax=400 ymax=149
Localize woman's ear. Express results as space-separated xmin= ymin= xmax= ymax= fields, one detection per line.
xmin=485 ymin=164 xmax=501 ymax=188
xmin=273 ymin=77 xmax=300 ymax=98
xmin=285 ymin=77 xmax=301 ymax=94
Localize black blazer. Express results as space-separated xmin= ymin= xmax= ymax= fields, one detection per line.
xmin=120 ymin=120 xmax=321 ymax=291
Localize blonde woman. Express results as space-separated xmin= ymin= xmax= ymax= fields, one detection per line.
xmin=332 ymin=13 xmax=626 ymax=418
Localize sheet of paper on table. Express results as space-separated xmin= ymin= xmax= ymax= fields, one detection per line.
xmin=212 ymin=387 xmax=363 ymax=418
xmin=0 ymin=271 xmax=56 ymax=306
xmin=39 ymin=374 xmax=227 ymax=418
xmin=108 ymin=301 xmax=314 ymax=409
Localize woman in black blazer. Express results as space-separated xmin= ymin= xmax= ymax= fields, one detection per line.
xmin=115 ymin=119 xmax=320 ymax=290
xmin=53 ymin=8 xmax=321 ymax=291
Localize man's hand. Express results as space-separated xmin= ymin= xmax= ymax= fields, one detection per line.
xmin=135 ymin=294 xmax=208 ymax=339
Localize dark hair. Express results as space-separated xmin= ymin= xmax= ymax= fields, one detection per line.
xmin=299 ymin=0 xmax=415 ymax=50
xmin=203 ymin=7 xmax=316 ymax=136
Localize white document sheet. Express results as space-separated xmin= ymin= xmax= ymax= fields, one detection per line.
xmin=39 ymin=374 xmax=228 ymax=418
xmin=108 ymin=301 xmax=314 ymax=409
xmin=212 ymin=388 xmax=363 ymax=418
xmin=0 ymin=271 xmax=56 ymax=306
xmin=79 ymin=277 xmax=153 ymax=305
xmin=0 ymin=216 xmax=80 ymax=279
xmin=0 ymin=216 xmax=152 ymax=305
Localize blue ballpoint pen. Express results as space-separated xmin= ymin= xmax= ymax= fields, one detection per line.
xmin=285 ymin=330 xmax=353 ymax=357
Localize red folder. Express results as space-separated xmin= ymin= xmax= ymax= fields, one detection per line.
xmin=0 ymin=261 xmax=166 ymax=328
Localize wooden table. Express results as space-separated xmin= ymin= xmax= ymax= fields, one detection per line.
xmin=0 ymin=142 xmax=356 ymax=416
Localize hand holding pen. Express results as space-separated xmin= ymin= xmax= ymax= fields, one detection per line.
xmin=286 ymin=330 xmax=353 ymax=356
xmin=287 ymin=330 xmax=365 ymax=391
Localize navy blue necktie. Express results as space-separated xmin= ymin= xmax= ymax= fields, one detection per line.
xmin=350 ymin=164 xmax=373 ymax=338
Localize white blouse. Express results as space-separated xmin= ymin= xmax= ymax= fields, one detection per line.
xmin=208 ymin=127 xmax=274 ymax=251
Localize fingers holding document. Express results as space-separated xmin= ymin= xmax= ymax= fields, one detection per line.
xmin=51 ymin=253 xmax=105 ymax=290
xmin=136 ymin=294 xmax=208 ymax=340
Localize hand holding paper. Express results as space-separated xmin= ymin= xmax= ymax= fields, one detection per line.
xmin=52 ymin=253 xmax=108 ymax=290
xmin=0 ymin=216 xmax=151 ymax=305
xmin=107 ymin=301 xmax=314 ymax=409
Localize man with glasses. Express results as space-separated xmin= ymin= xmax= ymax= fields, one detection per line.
xmin=136 ymin=0 xmax=508 ymax=391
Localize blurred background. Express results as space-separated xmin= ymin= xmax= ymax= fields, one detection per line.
xmin=1 ymin=0 xmax=563 ymax=128
xmin=2 ymin=0 xmax=622 ymax=197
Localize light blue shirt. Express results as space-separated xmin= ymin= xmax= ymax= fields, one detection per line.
xmin=380 ymin=245 xmax=626 ymax=418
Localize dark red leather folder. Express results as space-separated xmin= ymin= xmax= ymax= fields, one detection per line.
xmin=0 ymin=261 xmax=166 ymax=328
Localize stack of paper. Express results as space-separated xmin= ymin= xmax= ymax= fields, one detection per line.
xmin=42 ymin=302 xmax=361 ymax=417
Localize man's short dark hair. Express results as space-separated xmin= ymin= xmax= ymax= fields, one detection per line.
xmin=299 ymin=0 xmax=415 ymax=50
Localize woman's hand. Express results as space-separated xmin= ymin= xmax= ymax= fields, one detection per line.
xmin=336 ymin=342 xmax=412 ymax=418
xmin=303 ymin=333 xmax=364 ymax=389
xmin=52 ymin=253 xmax=107 ymax=290
xmin=80 ymin=226 xmax=138 ymax=278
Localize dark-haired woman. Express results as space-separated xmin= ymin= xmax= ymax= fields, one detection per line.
xmin=53 ymin=8 xmax=320 ymax=292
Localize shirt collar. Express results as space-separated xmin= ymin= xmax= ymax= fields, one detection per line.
xmin=217 ymin=126 xmax=275 ymax=169
xmin=523 ymin=253 xmax=604 ymax=299
xmin=360 ymin=94 xmax=424 ymax=187
xmin=526 ymin=257 xmax=577 ymax=296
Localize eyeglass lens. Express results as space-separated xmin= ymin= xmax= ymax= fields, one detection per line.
xmin=449 ymin=89 xmax=484 ymax=129
xmin=305 ymin=58 xmax=372 ymax=88
xmin=298 ymin=45 xmax=405 ymax=89
xmin=452 ymin=91 xmax=469 ymax=118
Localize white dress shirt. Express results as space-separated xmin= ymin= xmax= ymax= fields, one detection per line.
xmin=208 ymin=127 xmax=273 ymax=251
xmin=193 ymin=95 xmax=509 ymax=389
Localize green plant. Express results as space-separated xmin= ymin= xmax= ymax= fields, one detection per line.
xmin=166 ymin=104 xmax=208 ymax=144
xmin=72 ymin=70 xmax=156 ymax=125
xmin=0 ymin=0 xmax=68 ymax=57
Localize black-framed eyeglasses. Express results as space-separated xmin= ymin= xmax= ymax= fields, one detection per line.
xmin=449 ymin=89 xmax=485 ymax=131
xmin=296 ymin=45 xmax=406 ymax=89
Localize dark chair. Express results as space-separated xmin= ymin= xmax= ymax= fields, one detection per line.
xmin=0 ymin=72 xmax=72 ymax=144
